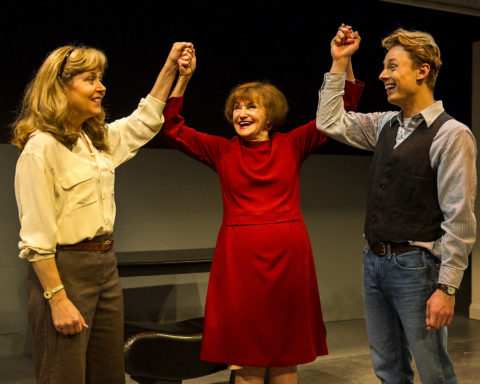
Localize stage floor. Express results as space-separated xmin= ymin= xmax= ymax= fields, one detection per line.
xmin=2 ymin=315 xmax=480 ymax=384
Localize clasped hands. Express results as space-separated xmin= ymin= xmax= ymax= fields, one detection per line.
xmin=166 ymin=42 xmax=196 ymax=76
xmin=331 ymin=23 xmax=361 ymax=61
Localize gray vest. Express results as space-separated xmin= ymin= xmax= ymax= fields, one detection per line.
xmin=364 ymin=112 xmax=452 ymax=244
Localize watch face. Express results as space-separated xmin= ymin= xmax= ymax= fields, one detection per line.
xmin=44 ymin=290 xmax=53 ymax=299
xmin=447 ymin=286 xmax=456 ymax=295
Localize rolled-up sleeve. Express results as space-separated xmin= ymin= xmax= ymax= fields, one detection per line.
xmin=107 ymin=94 xmax=166 ymax=167
xmin=15 ymin=152 xmax=57 ymax=261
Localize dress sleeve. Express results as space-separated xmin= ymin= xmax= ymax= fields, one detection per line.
xmin=288 ymin=78 xmax=365 ymax=160
xmin=160 ymin=97 xmax=225 ymax=169
xmin=344 ymin=79 xmax=365 ymax=112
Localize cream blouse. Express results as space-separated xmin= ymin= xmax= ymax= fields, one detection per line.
xmin=15 ymin=94 xmax=165 ymax=262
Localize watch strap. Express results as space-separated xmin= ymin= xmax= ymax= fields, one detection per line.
xmin=437 ymin=283 xmax=457 ymax=296
xmin=43 ymin=284 xmax=65 ymax=300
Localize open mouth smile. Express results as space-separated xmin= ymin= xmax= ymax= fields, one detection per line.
xmin=385 ymin=83 xmax=396 ymax=94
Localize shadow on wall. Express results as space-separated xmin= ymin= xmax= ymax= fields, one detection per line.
xmin=123 ymin=283 xmax=205 ymax=325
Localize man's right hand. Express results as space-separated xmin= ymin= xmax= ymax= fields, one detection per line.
xmin=330 ymin=24 xmax=361 ymax=73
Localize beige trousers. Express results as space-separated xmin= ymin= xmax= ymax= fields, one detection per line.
xmin=27 ymin=246 xmax=125 ymax=384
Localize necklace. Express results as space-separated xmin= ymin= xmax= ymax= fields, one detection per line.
xmin=80 ymin=131 xmax=93 ymax=153
xmin=398 ymin=118 xmax=412 ymax=140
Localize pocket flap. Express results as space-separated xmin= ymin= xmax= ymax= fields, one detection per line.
xmin=58 ymin=165 xmax=95 ymax=189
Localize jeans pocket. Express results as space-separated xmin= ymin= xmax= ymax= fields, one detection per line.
xmin=393 ymin=251 xmax=428 ymax=270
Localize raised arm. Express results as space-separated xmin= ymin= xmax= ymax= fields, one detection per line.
xmin=170 ymin=47 xmax=197 ymax=98
xmin=150 ymin=42 xmax=194 ymax=102
xmin=330 ymin=24 xmax=361 ymax=74
xmin=317 ymin=25 xmax=393 ymax=151
xmin=106 ymin=43 xmax=195 ymax=167
xmin=160 ymin=50 xmax=225 ymax=169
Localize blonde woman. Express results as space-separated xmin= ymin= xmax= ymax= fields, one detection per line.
xmin=12 ymin=42 xmax=193 ymax=384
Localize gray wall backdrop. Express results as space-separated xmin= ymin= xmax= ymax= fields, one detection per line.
xmin=0 ymin=143 xmax=371 ymax=356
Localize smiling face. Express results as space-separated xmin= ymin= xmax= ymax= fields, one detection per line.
xmin=379 ymin=46 xmax=420 ymax=109
xmin=232 ymin=99 xmax=270 ymax=142
xmin=67 ymin=70 xmax=106 ymax=129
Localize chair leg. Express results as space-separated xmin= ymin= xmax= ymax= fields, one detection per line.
xmin=229 ymin=370 xmax=236 ymax=384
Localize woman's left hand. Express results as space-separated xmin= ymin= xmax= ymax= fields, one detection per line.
xmin=178 ymin=47 xmax=196 ymax=77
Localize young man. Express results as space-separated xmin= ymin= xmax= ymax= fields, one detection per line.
xmin=316 ymin=25 xmax=477 ymax=383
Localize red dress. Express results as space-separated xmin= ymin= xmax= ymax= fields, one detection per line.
xmin=161 ymin=82 xmax=363 ymax=367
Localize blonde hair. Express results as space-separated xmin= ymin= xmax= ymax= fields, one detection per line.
xmin=382 ymin=28 xmax=442 ymax=90
xmin=11 ymin=45 xmax=109 ymax=152
xmin=224 ymin=82 xmax=289 ymax=130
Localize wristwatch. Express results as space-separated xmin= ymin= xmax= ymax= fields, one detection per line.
xmin=437 ymin=284 xmax=457 ymax=296
xmin=43 ymin=284 xmax=64 ymax=300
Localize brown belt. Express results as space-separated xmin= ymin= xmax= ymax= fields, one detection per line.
xmin=369 ymin=241 xmax=423 ymax=257
xmin=57 ymin=238 xmax=114 ymax=252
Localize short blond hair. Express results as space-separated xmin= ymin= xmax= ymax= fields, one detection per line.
xmin=224 ymin=82 xmax=288 ymax=130
xmin=11 ymin=45 xmax=109 ymax=152
xmin=382 ymin=28 xmax=442 ymax=90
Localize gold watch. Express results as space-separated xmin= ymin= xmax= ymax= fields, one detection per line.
xmin=437 ymin=284 xmax=457 ymax=296
xmin=43 ymin=284 xmax=64 ymax=299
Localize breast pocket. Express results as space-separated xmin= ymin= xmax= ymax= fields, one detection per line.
xmin=58 ymin=165 xmax=98 ymax=211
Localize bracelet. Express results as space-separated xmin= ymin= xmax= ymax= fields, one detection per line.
xmin=43 ymin=284 xmax=65 ymax=300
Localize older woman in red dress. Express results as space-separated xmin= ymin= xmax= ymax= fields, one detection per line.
xmin=160 ymin=51 xmax=363 ymax=384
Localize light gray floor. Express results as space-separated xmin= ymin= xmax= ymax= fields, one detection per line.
xmin=2 ymin=315 xmax=480 ymax=384
xmin=183 ymin=315 xmax=480 ymax=384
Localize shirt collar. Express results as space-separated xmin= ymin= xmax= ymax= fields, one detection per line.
xmin=396 ymin=100 xmax=444 ymax=128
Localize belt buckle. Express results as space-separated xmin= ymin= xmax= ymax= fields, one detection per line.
xmin=101 ymin=239 xmax=113 ymax=251
xmin=375 ymin=242 xmax=387 ymax=257
xmin=379 ymin=242 xmax=387 ymax=256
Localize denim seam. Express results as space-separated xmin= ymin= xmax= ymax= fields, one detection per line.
xmin=393 ymin=252 xmax=429 ymax=271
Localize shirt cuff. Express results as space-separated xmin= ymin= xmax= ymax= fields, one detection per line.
xmin=27 ymin=253 xmax=56 ymax=262
xmin=132 ymin=94 xmax=167 ymax=131
xmin=438 ymin=266 xmax=464 ymax=289
xmin=146 ymin=93 xmax=167 ymax=108
xmin=322 ymin=72 xmax=346 ymax=90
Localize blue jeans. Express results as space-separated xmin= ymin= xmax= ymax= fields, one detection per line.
xmin=362 ymin=248 xmax=457 ymax=384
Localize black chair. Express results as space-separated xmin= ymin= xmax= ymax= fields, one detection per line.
xmin=124 ymin=317 xmax=227 ymax=384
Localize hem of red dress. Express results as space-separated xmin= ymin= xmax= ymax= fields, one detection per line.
xmin=200 ymin=350 xmax=328 ymax=368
